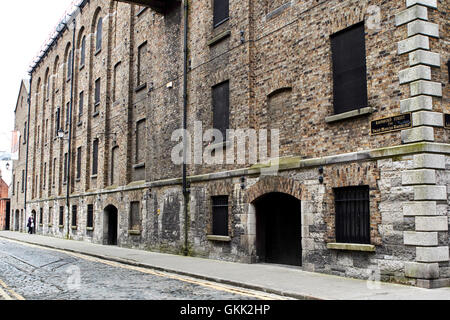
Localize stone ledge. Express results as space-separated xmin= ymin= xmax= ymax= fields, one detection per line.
xmin=207 ymin=235 xmax=232 ymax=242
xmin=207 ymin=30 xmax=231 ymax=46
xmin=327 ymin=243 xmax=376 ymax=252
xmin=86 ymin=227 xmax=94 ymax=231
xmin=128 ymin=230 xmax=141 ymax=236
xmin=325 ymin=107 xmax=375 ymax=123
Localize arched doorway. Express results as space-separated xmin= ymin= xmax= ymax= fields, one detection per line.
xmin=254 ymin=193 xmax=302 ymax=266
xmin=5 ymin=202 xmax=10 ymax=231
xmin=104 ymin=205 xmax=118 ymax=246
xmin=31 ymin=210 xmax=37 ymax=234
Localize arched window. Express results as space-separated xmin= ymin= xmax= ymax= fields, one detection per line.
xmin=80 ymin=36 xmax=86 ymax=67
xmin=67 ymin=49 xmax=73 ymax=80
xmin=96 ymin=17 xmax=103 ymax=52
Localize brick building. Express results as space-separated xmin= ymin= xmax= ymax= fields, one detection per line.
xmin=0 ymin=170 xmax=10 ymax=231
xmin=10 ymin=0 xmax=449 ymax=288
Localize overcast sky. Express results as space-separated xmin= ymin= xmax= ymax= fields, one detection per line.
xmin=0 ymin=1 xmax=74 ymax=185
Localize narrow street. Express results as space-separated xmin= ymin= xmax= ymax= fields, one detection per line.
xmin=0 ymin=238 xmax=286 ymax=300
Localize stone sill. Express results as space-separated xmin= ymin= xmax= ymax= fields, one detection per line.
xmin=91 ymin=175 xmax=98 ymax=179
xmin=135 ymin=83 xmax=147 ymax=93
xmin=48 ymin=224 xmax=53 ymax=228
xmin=86 ymin=227 xmax=94 ymax=231
xmin=327 ymin=243 xmax=376 ymax=252
xmin=93 ymin=110 xmax=100 ymax=118
xmin=133 ymin=163 xmax=146 ymax=170
xmin=95 ymin=48 xmax=101 ymax=56
xmin=325 ymin=107 xmax=376 ymax=123
xmin=59 ymin=225 xmax=64 ymax=229
xmin=128 ymin=230 xmax=141 ymax=236
xmin=79 ymin=64 xmax=85 ymax=71
xmin=71 ymin=226 xmax=78 ymax=230
xmin=213 ymin=17 xmax=229 ymax=29
xmin=207 ymin=235 xmax=232 ymax=242
xmin=207 ymin=30 xmax=231 ymax=46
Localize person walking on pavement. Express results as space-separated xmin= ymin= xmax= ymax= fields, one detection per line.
xmin=27 ymin=216 xmax=34 ymax=234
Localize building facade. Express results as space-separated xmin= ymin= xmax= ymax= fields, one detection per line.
xmin=0 ymin=171 xmax=10 ymax=231
xmin=10 ymin=0 xmax=449 ymax=288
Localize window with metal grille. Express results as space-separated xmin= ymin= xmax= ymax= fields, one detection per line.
xmin=213 ymin=0 xmax=229 ymax=27
xmin=129 ymin=202 xmax=141 ymax=231
xmin=334 ymin=186 xmax=370 ymax=244
xmin=212 ymin=80 xmax=230 ymax=141
xmin=211 ymin=196 xmax=229 ymax=236
xmin=76 ymin=147 xmax=82 ymax=180
xmin=87 ymin=204 xmax=94 ymax=229
xmin=72 ymin=205 xmax=77 ymax=227
xmin=331 ymin=22 xmax=368 ymax=115
xmin=92 ymin=139 xmax=99 ymax=176
xmin=96 ymin=17 xmax=103 ymax=52
xmin=59 ymin=206 xmax=64 ymax=226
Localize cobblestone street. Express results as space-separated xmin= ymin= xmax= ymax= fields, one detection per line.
xmin=0 ymin=238 xmax=285 ymax=300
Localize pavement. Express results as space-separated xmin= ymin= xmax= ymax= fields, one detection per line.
xmin=1 ymin=231 xmax=449 ymax=300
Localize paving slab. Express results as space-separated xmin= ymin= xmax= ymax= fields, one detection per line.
xmin=1 ymin=231 xmax=449 ymax=300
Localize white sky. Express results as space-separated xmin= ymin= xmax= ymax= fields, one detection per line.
xmin=0 ymin=0 xmax=74 ymax=185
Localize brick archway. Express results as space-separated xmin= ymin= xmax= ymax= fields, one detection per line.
xmin=246 ymin=176 xmax=302 ymax=204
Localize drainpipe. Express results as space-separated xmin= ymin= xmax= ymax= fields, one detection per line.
xmin=66 ymin=18 xmax=77 ymax=239
xmin=182 ymin=0 xmax=190 ymax=256
xmin=24 ymin=76 xmax=32 ymax=232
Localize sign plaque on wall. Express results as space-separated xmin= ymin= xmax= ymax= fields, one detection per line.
xmin=445 ymin=114 xmax=450 ymax=129
xmin=371 ymin=113 xmax=412 ymax=135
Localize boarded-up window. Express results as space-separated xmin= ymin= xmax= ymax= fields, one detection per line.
xmin=137 ymin=42 xmax=147 ymax=87
xmin=136 ymin=119 xmax=146 ymax=164
xmin=129 ymin=201 xmax=141 ymax=231
xmin=212 ymin=81 xmax=230 ymax=140
xmin=87 ymin=204 xmax=94 ymax=229
xmin=111 ymin=146 xmax=119 ymax=185
xmin=59 ymin=206 xmax=64 ymax=226
xmin=213 ymin=0 xmax=229 ymax=27
xmin=96 ymin=17 xmax=103 ymax=52
xmin=76 ymin=147 xmax=82 ymax=180
xmin=92 ymin=139 xmax=99 ymax=175
xmin=331 ymin=22 xmax=368 ymax=115
xmin=212 ymin=196 xmax=229 ymax=236
xmin=334 ymin=186 xmax=370 ymax=244
xmin=72 ymin=205 xmax=77 ymax=227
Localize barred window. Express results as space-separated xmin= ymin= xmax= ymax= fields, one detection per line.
xmin=331 ymin=22 xmax=368 ymax=115
xmin=87 ymin=204 xmax=94 ymax=229
xmin=211 ymin=196 xmax=229 ymax=236
xmin=334 ymin=186 xmax=370 ymax=244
